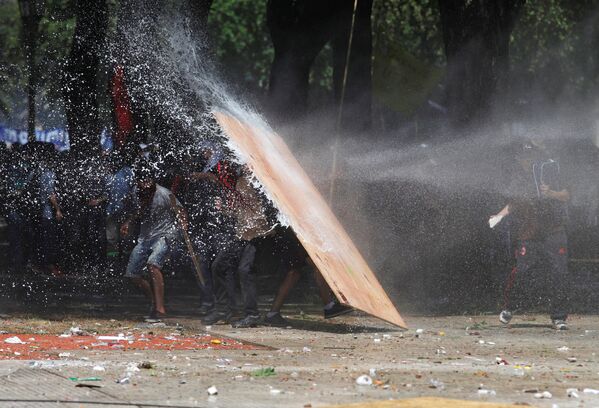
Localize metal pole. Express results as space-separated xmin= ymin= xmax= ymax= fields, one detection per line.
xmin=328 ymin=0 xmax=359 ymax=205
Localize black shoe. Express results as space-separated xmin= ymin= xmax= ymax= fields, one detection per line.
xmin=231 ymin=315 xmax=261 ymax=328
xmin=263 ymin=312 xmax=290 ymax=327
xmin=202 ymin=311 xmax=231 ymax=325
xmin=324 ymin=302 xmax=353 ymax=319
xmin=198 ymin=303 xmax=214 ymax=317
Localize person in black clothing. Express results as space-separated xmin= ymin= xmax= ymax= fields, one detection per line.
xmin=171 ymin=143 xmax=224 ymax=314
xmin=491 ymin=140 xmax=571 ymax=330
xmin=263 ymin=226 xmax=353 ymax=327
xmin=201 ymin=164 xmax=271 ymax=328
xmin=2 ymin=145 xmax=33 ymax=275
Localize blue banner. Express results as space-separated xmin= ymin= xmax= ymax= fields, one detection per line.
xmin=0 ymin=124 xmax=70 ymax=151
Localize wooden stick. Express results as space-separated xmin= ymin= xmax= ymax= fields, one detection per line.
xmin=169 ymin=194 xmax=206 ymax=287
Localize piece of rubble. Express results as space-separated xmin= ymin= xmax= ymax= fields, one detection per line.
xmin=478 ymin=389 xmax=496 ymax=396
xmin=567 ymin=388 xmax=579 ymax=398
xmin=355 ymin=375 xmax=373 ymax=386
xmin=207 ymin=385 xmax=218 ymax=395
xmin=138 ymin=361 xmax=155 ymax=369
xmin=429 ymin=379 xmax=445 ymax=390
xmin=4 ymin=336 xmax=25 ymax=344
xmin=534 ymin=391 xmax=552 ymax=399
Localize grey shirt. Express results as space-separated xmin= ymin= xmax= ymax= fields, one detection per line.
xmin=138 ymin=184 xmax=181 ymax=242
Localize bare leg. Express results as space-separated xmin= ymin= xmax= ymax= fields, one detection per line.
xmin=131 ymin=276 xmax=154 ymax=303
xmin=313 ymin=269 xmax=334 ymax=305
xmin=269 ymin=269 xmax=302 ymax=313
xmin=148 ymin=264 xmax=166 ymax=314
xmin=306 ymin=258 xmax=334 ymax=305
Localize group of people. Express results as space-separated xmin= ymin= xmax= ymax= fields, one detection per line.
xmin=0 ymin=140 xmax=352 ymax=328
xmin=0 ymin=136 xmax=576 ymax=330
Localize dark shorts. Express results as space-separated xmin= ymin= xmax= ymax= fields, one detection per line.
xmin=274 ymin=227 xmax=308 ymax=270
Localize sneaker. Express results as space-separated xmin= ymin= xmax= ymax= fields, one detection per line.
xmin=499 ymin=310 xmax=512 ymax=325
xmin=552 ymin=319 xmax=568 ymax=331
xmin=201 ymin=310 xmax=231 ymax=325
xmin=231 ymin=315 xmax=262 ymax=328
xmin=198 ymin=303 xmax=214 ymax=317
xmin=324 ymin=302 xmax=353 ymax=319
xmin=263 ymin=312 xmax=290 ymax=327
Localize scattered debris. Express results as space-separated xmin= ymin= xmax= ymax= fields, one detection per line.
xmin=97 ymin=334 xmax=133 ymax=341
xmin=269 ymin=388 xmax=283 ymax=395
xmin=69 ymin=327 xmax=86 ymax=336
xmin=567 ymin=388 xmax=579 ymax=398
xmin=583 ymin=388 xmax=599 ymax=395
xmin=4 ymin=336 xmax=25 ymax=344
xmin=557 ymin=346 xmax=570 ymax=352
xmin=429 ymin=379 xmax=445 ymax=390
xmin=356 ymin=375 xmax=373 ymax=386
xmin=567 ymin=357 xmax=577 ymax=363
xmin=252 ymin=367 xmax=276 ymax=377
xmin=76 ymin=383 xmax=103 ymax=389
xmin=534 ymin=391 xmax=552 ymax=399
xmin=496 ymin=357 xmax=509 ymax=365
xmin=69 ymin=377 xmax=102 ymax=382
xmin=477 ymin=389 xmax=496 ymax=396
xmin=138 ymin=361 xmax=155 ymax=369
xmin=93 ymin=365 xmax=105 ymax=371
xmin=207 ymin=385 xmax=218 ymax=395
xmin=116 ymin=377 xmax=131 ymax=385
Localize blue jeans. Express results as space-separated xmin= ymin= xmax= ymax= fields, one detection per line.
xmin=125 ymin=236 xmax=172 ymax=278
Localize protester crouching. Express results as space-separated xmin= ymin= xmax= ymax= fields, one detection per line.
xmin=171 ymin=143 xmax=225 ymax=315
xmin=201 ymin=164 xmax=274 ymax=328
xmin=121 ymin=165 xmax=187 ymax=322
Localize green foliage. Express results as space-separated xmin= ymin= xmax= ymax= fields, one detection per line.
xmin=372 ymin=0 xmax=444 ymax=66
xmin=0 ymin=1 xmax=22 ymax=117
xmin=0 ymin=0 xmax=75 ymax=120
xmin=208 ymin=0 xmax=334 ymax=96
xmin=511 ymin=0 xmax=599 ymax=97
xmin=208 ymin=0 xmax=273 ymax=92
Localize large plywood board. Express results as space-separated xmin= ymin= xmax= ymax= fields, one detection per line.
xmin=215 ymin=111 xmax=406 ymax=328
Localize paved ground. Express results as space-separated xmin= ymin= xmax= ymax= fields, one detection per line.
xmin=1 ymin=309 xmax=599 ymax=408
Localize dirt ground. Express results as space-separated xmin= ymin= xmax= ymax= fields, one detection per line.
xmin=0 ymin=307 xmax=599 ymax=408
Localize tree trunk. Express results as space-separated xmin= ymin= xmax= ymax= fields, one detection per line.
xmin=332 ymin=0 xmax=373 ymax=132
xmin=438 ymin=0 xmax=525 ymax=127
xmin=63 ymin=0 xmax=108 ymax=156
xmin=266 ymin=0 xmax=338 ymax=122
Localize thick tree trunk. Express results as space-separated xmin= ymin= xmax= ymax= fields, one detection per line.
xmin=189 ymin=0 xmax=213 ymax=30
xmin=332 ymin=0 xmax=373 ymax=131
xmin=63 ymin=0 xmax=108 ymax=156
xmin=266 ymin=0 xmax=338 ymax=122
xmin=438 ymin=0 xmax=525 ymax=126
